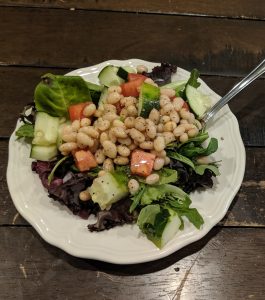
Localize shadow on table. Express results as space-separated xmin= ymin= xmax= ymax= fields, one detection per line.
xmin=33 ymin=226 xmax=221 ymax=275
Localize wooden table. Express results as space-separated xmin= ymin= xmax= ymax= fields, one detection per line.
xmin=1 ymin=1 xmax=265 ymax=299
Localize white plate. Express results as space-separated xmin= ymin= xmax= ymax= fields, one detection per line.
xmin=7 ymin=59 xmax=246 ymax=264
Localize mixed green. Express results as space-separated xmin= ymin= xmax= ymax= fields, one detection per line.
xmin=16 ymin=62 xmax=219 ymax=248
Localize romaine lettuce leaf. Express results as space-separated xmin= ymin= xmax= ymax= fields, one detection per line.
xmin=34 ymin=73 xmax=92 ymax=117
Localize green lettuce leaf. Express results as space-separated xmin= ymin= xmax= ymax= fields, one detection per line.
xmin=194 ymin=164 xmax=220 ymax=176
xmin=34 ymin=73 xmax=92 ymax=117
xmin=15 ymin=124 xmax=34 ymax=139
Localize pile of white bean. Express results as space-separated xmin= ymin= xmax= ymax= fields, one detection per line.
xmin=59 ymin=66 xmax=202 ymax=199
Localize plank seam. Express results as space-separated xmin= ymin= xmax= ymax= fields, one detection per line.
xmin=0 ymin=4 xmax=265 ymax=22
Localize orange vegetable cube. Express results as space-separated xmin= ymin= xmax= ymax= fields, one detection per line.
xmin=74 ymin=150 xmax=97 ymax=172
xmin=130 ymin=150 xmax=156 ymax=177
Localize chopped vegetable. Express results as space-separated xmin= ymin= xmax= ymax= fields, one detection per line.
xmin=68 ymin=102 xmax=91 ymax=121
xmin=121 ymin=77 xmax=146 ymax=97
xmin=74 ymin=150 xmax=98 ymax=172
xmin=89 ymin=171 xmax=129 ymax=210
xmin=137 ymin=204 xmax=181 ymax=248
xmin=138 ymin=83 xmax=160 ymax=118
xmin=15 ymin=124 xmax=34 ymax=139
xmin=130 ymin=150 xmax=156 ymax=177
xmin=34 ymin=73 xmax=92 ymax=117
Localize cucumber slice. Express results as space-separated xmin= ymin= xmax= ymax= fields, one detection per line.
xmin=89 ymin=172 xmax=128 ymax=210
xmin=186 ymin=85 xmax=211 ymax=117
xmin=138 ymin=83 xmax=160 ymax=117
xmin=32 ymin=112 xmax=59 ymax=146
xmin=137 ymin=204 xmax=181 ymax=248
xmin=86 ymin=82 xmax=103 ymax=104
xmin=97 ymin=86 xmax=108 ymax=108
xmin=30 ymin=144 xmax=58 ymax=161
xmin=98 ymin=65 xmax=125 ymax=87
xmin=117 ymin=66 xmax=136 ymax=80
xmin=162 ymin=80 xmax=187 ymax=96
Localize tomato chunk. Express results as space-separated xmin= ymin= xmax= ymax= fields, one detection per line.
xmin=128 ymin=73 xmax=147 ymax=82
xmin=74 ymin=150 xmax=97 ymax=172
xmin=130 ymin=150 xmax=156 ymax=177
xmin=121 ymin=77 xmax=146 ymax=97
xmin=68 ymin=102 xmax=91 ymax=121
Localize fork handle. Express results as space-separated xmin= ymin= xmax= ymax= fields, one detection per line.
xmin=201 ymin=58 xmax=265 ymax=125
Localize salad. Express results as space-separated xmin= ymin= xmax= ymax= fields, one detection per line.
xmin=15 ymin=62 xmax=220 ymax=249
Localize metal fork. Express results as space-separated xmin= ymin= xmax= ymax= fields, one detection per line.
xmin=200 ymin=58 xmax=265 ymax=127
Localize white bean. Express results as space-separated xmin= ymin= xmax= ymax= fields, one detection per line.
xmin=85 ymin=126 xmax=99 ymax=139
xmin=79 ymin=190 xmax=91 ymax=201
xmin=83 ymin=103 xmax=97 ymax=117
xmin=117 ymin=145 xmax=131 ymax=157
xmin=146 ymin=120 xmax=157 ymax=139
xmin=162 ymin=132 xmax=175 ymax=144
xmin=120 ymin=108 xmax=128 ymax=119
xmin=71 ymin=120 xmax=80 ymax=132
xmin=108 ymin=86 xmax=122 ymax=94
xmin=146 ymin=174 xmax=160 ymax=185
xmin=188 ymin=127 xmax=199 ymax=137
xmin=76 ymin=132 xmax=94 ymax=147
xmin=123 ymin=96 xmax=137 ymax=108
xmin=128 ymin=143 xmax=137 ymax=150
xmin=102 ymin=112 xmax=119 ymax=122
xmin=163 ymin=103 xmax=174 ymax=114
xmin=59 ymin=142 xmax=78 ymax=153
xmin=124 ymin=117 xmax=135 ymax=129
xmin=62 ymin=124 xmax=73 ymax=136
xmin=135 ymin=117 xmax=146 ymax=132
xmin=173 ymin=126 xmax=185 ymax=137
xmin=129 ymin=128 xmax=145 ymax=143
xmin=96 ymin=118 xmax=111 ymax=131
xmin=172 ymin=97 xmax=184 ymax=111
xmin=117 ymin=137 xmax=132 ymax=146
xmin=128 ymin=179 xmax=140 ymax=195
xmin=103 ymin=158 xmax=114 ymax=171
xmin=153 ymin=158 xmax=164 ymax=170
xmin=107 ymin=92 xmax=121 ymax=104
xmin=160 ymin=115 xmax=171 ymax=124
xmin=154 ymin=136 xmax=165 ymax=152
xmin=80 ymin=118 xmax=91 ymax=127
xmin=160 ymin=88 xmax=175 ymax=98
xmin=112 ymin=126 xmax=128 ymax=138
xmin=62 ymin=132 xmax=77 ymax=143
xmin=164 ymin=156 xmax=171 ymax=165
xmin=160 ymin=94 xmax=171 ymax=107
xmin=139 ymin=141 xmax=154 ymax=150
xmin=112 ymin=119 xmax=126 ymax=128
xmin=127 ymin=105 xmax=138 ymax=117
xmin=114 ymin=156 xmax=129 ymax=165
xmin=180 ymin=108 xmax=191 ymax=120
xmin=179 ymin=133 xmax=189 ymax=143
xmin=149 ymin=109 xmax=160 ymax=124
xmin=102 ymin=140 xmax=117 ymax=158
xmin=103 ymin=103 xmax=117 ymax=114
xmin=100 ymin=132 xmax=109 ymax=144
xmin=95 ymin=149 xmax=106 ymax=164
xmin=164 ymin=121 xmax=176 ymax=132
xmin=170 ymin=111 xmax=180 ymax=124
xmin=157 ymin=123 xmax=164 ymax=133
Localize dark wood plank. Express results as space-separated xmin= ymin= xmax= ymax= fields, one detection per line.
xmin=0 ymin=227 xmax=264 ymax=299
xmin=0 ymin=66 xmax=71 ymax=137
xmin=1 ymin=136 xmax=265 ymax=226
xmin=2 ymin=0 xmax=265 ymax=20
xmin=1 ymin=66 xmax=265 ymax=145
xmin=0 ymin=7 xmax=264 ymax=75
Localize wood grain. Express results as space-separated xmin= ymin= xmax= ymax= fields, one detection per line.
xmin=1 ymin=136 xmax=265 ymax=226
xmin=0 ymin=226 xmax=264 ymax=299
xmin=0 ymin=7 xmax=264 ymax=75
xmin=1 ymin=66 xmax=265 ymax=146
xmin=2 ymin=0 xmax=265 ymax=20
